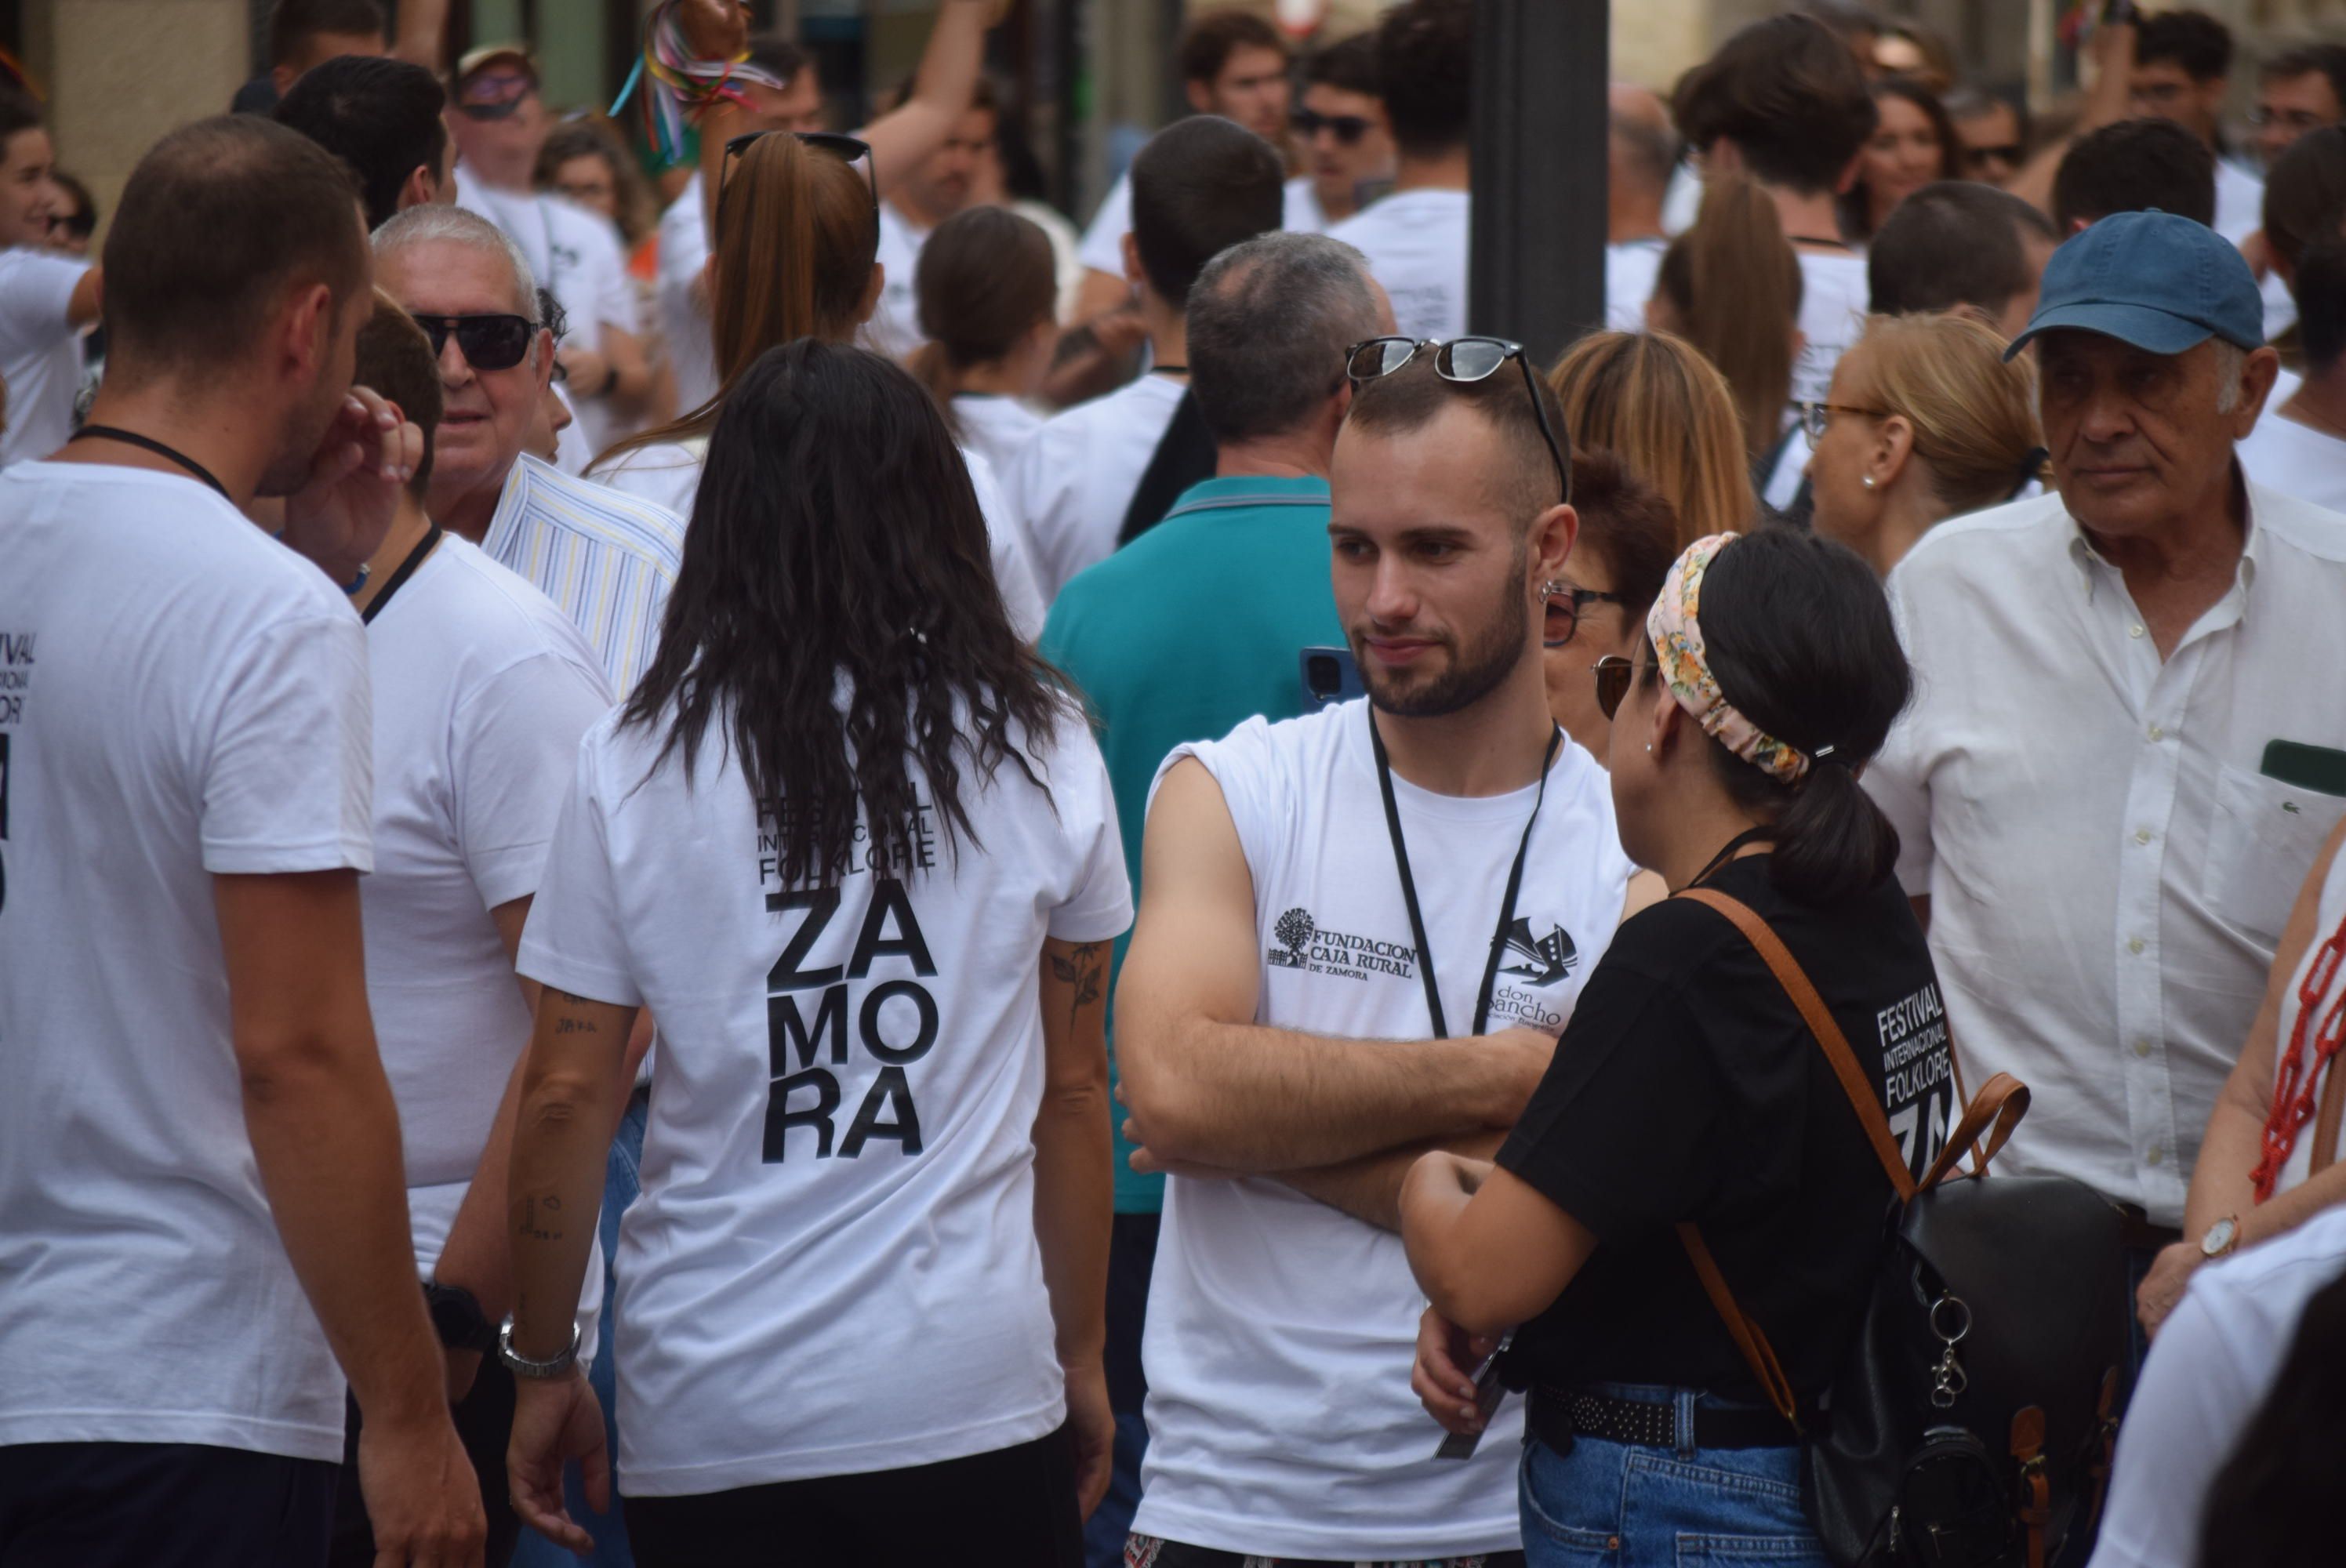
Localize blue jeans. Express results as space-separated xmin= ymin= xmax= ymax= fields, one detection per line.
xmin=1517 ymin=1385 xmax=1826 ymax=1567
xmin=510 ymin=1091 xmax=647 ymax=1568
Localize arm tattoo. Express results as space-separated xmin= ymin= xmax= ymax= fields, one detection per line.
xmin=1048 ymin=942 xmax=1107 ymax=1034
xmin=518 ymin=1193 xmax=564 ymax=1243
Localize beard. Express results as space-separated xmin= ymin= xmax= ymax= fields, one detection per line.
xmin=253 ymin=374 xmax=349 ymax=499
xmin=1355 ymin=561 xmax=1531 ymax=719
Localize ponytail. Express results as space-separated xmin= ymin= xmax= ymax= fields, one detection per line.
xmin=908 ymin=340 xmax=964 ymax=440
xmin=1656 ymin=175 xmax=1803 ymax=463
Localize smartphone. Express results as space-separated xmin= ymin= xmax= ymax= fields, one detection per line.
xmin=1433 ymin=1334 xmax=1513 ymax=1461
xmin=1300 ymin=646 xmax=1364 ymax=710
xmin=2263 ymin=739 xmax=2346 ymax=800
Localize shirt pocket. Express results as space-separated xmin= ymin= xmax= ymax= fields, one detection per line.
xmin=2207 ymin=762 xmax=2342 ymax=942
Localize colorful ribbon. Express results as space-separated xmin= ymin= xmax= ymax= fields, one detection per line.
xmin=612 ymin=0 xmax=794 ymax=166
xmin=1647 ymin=534 xmax=1814 ymax=786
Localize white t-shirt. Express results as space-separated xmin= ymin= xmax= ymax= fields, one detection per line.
xmin=873 ymin=204 xmax=931 ymax=363
xmin=658 ymin=175 xmax=718 ymax=416
xmin=1077 ymin=168 xmax=1331 ymax=279
xmin=2239 ymin=406 xmax=2346 ymax=516
xmin=2213 ymin=157 xmax=2264 ymax=249
xmin=1327 ymin=187 xmax=1472 ymax=344
xmin=596 ymin=437 xmax=1048 ymax=641
xmin=0 ymin=461 xmax=373 ymax=1461
xmin=2086 ymin=1204 xmax=2346 ymax=1568
xmin=515 ymin=695 xmax=1132 ymax=1494
xmin=1004 ymin=371 xmax=1186 ymax=599
xmin=1133 ymin=700 xmax=1636 ymax=1560
xmin=953 ymin=391 xmax=1046 ymax=481
xmin=1794 ymin=248 xmax=1872 ymax=408
xmin=0 ymin=249 xmax=93 ymax=467
xmin=1605 ymin=236 xmax=1667 ymax=332
xmin=458 ymin=179 xmax=640 ymax=465
xmin=361 ymin=534 xmax=616 ymax=1268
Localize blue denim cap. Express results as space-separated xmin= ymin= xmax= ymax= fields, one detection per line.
xmin=2005 ymin=209 xmax=2265 ymax=361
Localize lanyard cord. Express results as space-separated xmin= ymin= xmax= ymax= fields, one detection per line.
xmin=68 ymin=426 xmax=231 ymax=500
xmin=1687 ymin=826 xmax=1778 ymax=891
xmin=358 ymin=526 xmax=443 ymax=626
xmin=1370 ymin=706 xmax=1563 ymax=1039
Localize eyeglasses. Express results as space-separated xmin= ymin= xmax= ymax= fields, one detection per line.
xmin=1594 ymin=655 xmax=1636 ymax=721
xmin=724 ymin=129 xmax=880 ymax=211
xmin=412 ymin=313 xmax=536 ymax=372
xmin=1543 ymin=586 xmax=1632 ymax=648
xmin=1961 ymin=144 xmax=2024 ymax=169
xmin=2249 ymin=105 xmax=2333 ymax=132
xmin=1799 ymin=401 xmax=1889 ymax=447
xmin=1293 ymin=107 xmax=1375 ymax=144
xmin=1345 ymin=336 xmax=1571 ymax=504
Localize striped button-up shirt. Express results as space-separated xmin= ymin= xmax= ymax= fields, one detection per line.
xmin=482 ymin=453 xmax=687 ymax=699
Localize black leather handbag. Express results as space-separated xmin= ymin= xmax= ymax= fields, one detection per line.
xmin=1675 ymin=890 xmax=2130 ymax=1568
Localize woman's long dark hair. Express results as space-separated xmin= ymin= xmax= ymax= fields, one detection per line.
xmin=1647 ymin=528 xmax=1912 ymax=905
xmin=621 ymin=339 xmax=1062 ymax=886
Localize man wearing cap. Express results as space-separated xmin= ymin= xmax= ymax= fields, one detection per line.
xmin=447 ymin=45 xmax=651 ymax=471
xmin=1865 ymin=212 xmax=2346 ymax=1373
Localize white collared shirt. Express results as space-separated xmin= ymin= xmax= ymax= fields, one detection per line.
xmin=1867 ymin=481 xmax=2346 ymax=1225
xmin=482 ymin=453 xmax=688 ymax=699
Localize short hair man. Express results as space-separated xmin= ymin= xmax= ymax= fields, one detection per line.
xmin=1116 ymin=343 xmax=1642 ymax=1566
xmin=2238 ymin=139 xmax=2346 ymax=512
xmin=1672 ymin=12 xmax=1880 ymax=404
xmin=1327 ymin=0 xmax=1476 ymax=342
xmin=372 ymin=205 xmax=686 ymax=696
xmin=2052 ymin=117 xmax=2217 ymax=233
xmin=1868 ymin=180 xmax=2060 ymax=339
xmin=1866 ymin=212 xmax=2346 ymax=1377
xmin=2252 ymin=42 xmax=2346 ymax=169
xmin=229 ymin=0 xmax=387 ymax=113
xmin=1945 ymin=86 xmax=2029 ymax=186
xmin=2130 ymin=9 xmax=2264 ymax=246
xmin=0 ymin=90 xmax=100 ymax=467
xmin=445 ymin=45 xmax=651 ymax=470
xmin=1039 ymin=228 xmax=1391 ymax=1566
xmin=871 ymin=77 xmax=1003 ymax=361
xmin=1073 ymin=9 xmax=1304 ymax=322
xmin=0 ymin=115 xmax=482 ymax=1567
xmin=325 ymin=290 xmax=616 ymax=1568
xmin=274 ymin=53 xmax=452 ymax=229
xmin=1605 ymin=82 xmax=1678 ymax=329
xmin=1008 ymin=115 xmax=1284 ymax=597
xmin=1295 ymin=32 xmax=1394 ymax=231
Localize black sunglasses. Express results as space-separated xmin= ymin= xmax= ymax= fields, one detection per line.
xmin=1346 ymin=336 xmax=1571 ymax=505
xmin=1593 ymin=655 xmax=1636 ymax=721
xmin=1542 ymin=586 xmax=1633 ymax=648
xmin=1293 ymin=107 xmax=1373 ymax=144
xmin=724 ymin=130 xmax=880 ymax=211
xmin=412 ymin=313 xmax=535 ymax=372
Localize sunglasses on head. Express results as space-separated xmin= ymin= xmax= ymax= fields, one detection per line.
xmin=1543 ymin=586 xmax=1633 ymax=649
xmin=1346 ymin=336 xmax=1571 ymax=505
xmin=724 ymin=129 xmax=880 ymax=211
xmin=412 ymin=313 xmax=536 ymax=372
xmin=1293 ymin=107 xmax=1374 ymax=144
xmin=1593 ymin=655 xmax=1636 ymax=721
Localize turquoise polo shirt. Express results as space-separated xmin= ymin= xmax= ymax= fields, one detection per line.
xmin=1039 ymin=474 xmax=1344 ymax=1214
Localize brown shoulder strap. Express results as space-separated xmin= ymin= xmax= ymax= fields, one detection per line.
xmin=1682 ymin=887 xmax=1919 ymax=1201
xmin=2313 ymin=1052 xmax=2346 ymax=1177
xmin=1676 ymin=1220 xmax=1803 ymax=1428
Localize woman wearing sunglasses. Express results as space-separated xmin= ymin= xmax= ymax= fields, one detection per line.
xmin=1399 ymin=529 xmax=1935 ymax=1567
xmin=594 ymin=130 xmax=1047 ymax=635
xmin=501 ymin=340 xmax=1129 ymax=1567
xmin=1538 ymin=448 xmax=1678 ymax=761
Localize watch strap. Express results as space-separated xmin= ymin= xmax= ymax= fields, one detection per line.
xmin=498 ymin=1317 xmax=582 ymax=1380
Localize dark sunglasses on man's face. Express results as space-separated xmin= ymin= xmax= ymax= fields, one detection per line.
xmin=1594 ymin=655 xmax=1636 ymax=721
xmin=1293 ymin=107 xmax=1374 ymax=145
xmin=412 ymin=313 xmax=536 ymax=372
xmin=1346 ymin=336 xmax=1571 ymax=506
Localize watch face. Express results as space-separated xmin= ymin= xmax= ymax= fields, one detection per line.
xmin=2203 ymin=1218 xmax=2238 ymax=1257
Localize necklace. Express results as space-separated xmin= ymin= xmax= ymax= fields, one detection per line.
xmin=2253 ymin=909 xmax=2346 ymax=1203
xmin=68 ymin=425 xmax=231 ymax=499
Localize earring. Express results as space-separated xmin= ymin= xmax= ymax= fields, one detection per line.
xmin=1645 ymin=743 xmax=1653 ymax=753
xmin=1539 ymin=579 xmax=1565 ymax=597
xmin=1861 ymin=475 xmax=1876 ymax=490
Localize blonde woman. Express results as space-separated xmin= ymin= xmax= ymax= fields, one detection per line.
xmin=1803 ymin=312 xmax=2046 ymax=577
xmin=1547 ymin=330 xmax=1759 ymax=546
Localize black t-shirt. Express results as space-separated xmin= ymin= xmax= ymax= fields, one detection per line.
xmin=1496 ymin=855 xmax=1952 ymax=1404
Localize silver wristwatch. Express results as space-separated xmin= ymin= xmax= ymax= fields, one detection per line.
xmin=497 ymin=1316 xmax=582 ymax=1381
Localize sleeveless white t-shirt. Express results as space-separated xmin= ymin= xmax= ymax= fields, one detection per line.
xmin=2275 ymin=848 xmax=2346 ymax=1197
xmin=1131 ymin=698 xmax=1637 ymax=1561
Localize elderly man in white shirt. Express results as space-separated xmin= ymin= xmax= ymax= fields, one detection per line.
xmin=1866 ymin=211 xmax=2346 ymax=1374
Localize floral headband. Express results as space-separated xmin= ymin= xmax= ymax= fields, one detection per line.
xmin=1647 ymin=534 xmax=1818 ymax=786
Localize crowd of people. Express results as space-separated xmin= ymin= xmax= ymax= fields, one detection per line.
xmin=5 ymin=0 xmax=2346 ymax=1565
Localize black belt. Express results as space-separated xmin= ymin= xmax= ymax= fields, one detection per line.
xmin=1529 ymin=1386 xmax=1802 ymax=1454
xmin=2114 ymin=1204 xmax=2181 ymax=1254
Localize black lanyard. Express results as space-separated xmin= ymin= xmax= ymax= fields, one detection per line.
xmin=68 ymin=425 xmax=230 ymax=500
xmin=358 ymin=526 xmax=443 ymax=626
xmin=1370 ymin=707 xmax=1563 ymax=1040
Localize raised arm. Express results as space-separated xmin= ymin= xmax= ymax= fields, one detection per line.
xmin=1113 ymin=757 xmax=1551 ymax=1173
xmin=216 ymin=868 xmax=485 ymax=1567
xmin=390 ymin=0 xmax=450 ymax=74
xmin=2009 ymin=16 xmax=2135 ymax=219
xmin=861 ymin=0 xmax=999 ymax=202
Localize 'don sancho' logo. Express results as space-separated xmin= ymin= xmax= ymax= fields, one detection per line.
xmin=1270 ymin=907 xmax=1316 ymax=967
